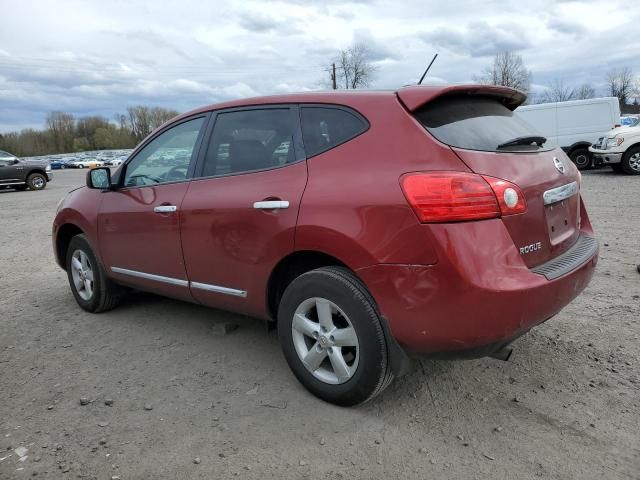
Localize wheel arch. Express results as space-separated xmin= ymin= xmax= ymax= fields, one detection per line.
xmin=55 ymin=223 xmax=85 ymax=270
xmin=623 ymin=142 xmax=640 ymax=156
xmin=27 ymin=168 xmax=48 ymax=180
xmin=266 ymin=250 xmax=350 ymax=320
xmin=565 ymin=141 xmax=592 ymax=156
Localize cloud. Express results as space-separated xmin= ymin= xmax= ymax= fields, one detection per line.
xmin=237 ymin=11 xmax=282 ymax=32
xmin=422 ymin=21 xmax=531 ymax=57
xmin=547 ymin=17 xmax=587 ymax=36
xmin=0 ymin=0 xmax=639 ymax=132
xmin=353 ymin=29 xmax=401 ymax=62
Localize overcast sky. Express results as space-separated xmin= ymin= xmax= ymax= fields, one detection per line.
xmin=1 ymin=0 xmax=638 ymax=132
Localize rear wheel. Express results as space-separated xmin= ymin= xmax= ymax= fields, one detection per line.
xmin=570 ymin=148 xmax=591 ymax=170
xmin=27 ymin=173 xmax=47 ymax=190
xmin=278 ymin=266 xmax=392 ymax=406
xmin=621 ymin=147 xmax=640 ymax=175
xmin=66 ymin=234 xmax=123 ymax=312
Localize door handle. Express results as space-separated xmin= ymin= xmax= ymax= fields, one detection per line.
xmin=154 ymin=205 xmax=177 ymax=213
xmin=253 ymin=200 xmax=290 ymax=210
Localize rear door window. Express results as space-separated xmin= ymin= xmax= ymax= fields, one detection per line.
xmin=200 ymin=108 xmax=297 ymax=177
xmin=301 ymin=106 xmax=368 ymax=157
xmin=416 ymin=96 xmax=552 ymax=152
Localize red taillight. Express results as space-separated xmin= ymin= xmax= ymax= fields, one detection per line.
xmin=400 ymin=172 xmax=526 ymax=223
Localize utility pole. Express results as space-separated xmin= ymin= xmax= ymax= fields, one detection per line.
xmin=331 ymin=63 xmax=337 ymax=90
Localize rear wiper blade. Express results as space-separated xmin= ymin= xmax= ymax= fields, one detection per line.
xmin=497 ymin=136 xmax=547 ymax=149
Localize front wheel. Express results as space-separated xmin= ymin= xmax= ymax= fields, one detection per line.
xmin=278 ymin=266 xmax=393 ymax=406
xmin=570 ymin=148 xmax=591 ymax=170
xmin=621 ymin=147 xmax=640 ymax=175
xmin=27 ymin=173 xmax=47 ymax=190
xmin=66 ymin=234 xmax=123 ymax=312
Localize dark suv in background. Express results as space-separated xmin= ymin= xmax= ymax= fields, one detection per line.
xmin=0 ymin=150 xmax=52 ymax=190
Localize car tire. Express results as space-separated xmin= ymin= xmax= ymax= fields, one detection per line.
xmin=27 ymin=173 xmax=47 ymax=190
xmin=66 ymin=234 xmax=124 ymax=313
xmin=611 ymin=163 xmax=624 ymax=173
xmin=621 ymin=147 xmax=640 ymax=175
xmin=278 ymin=266 xmax=393 ymax=406
xmin=570 ymin=148 xmax=591 ymax=170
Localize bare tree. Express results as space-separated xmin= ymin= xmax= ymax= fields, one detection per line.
xmin=607 ymin=68 xmax=636 ymax=106
xmin=127 ymin=106 xmax=179 ymax=142
xmin=538 ymin=79 xmax=575 ymax=103
xmin=334 ymin=43 xmax=377 ymax=89
xmin=46 ymin=111 xmax=75 ymax=152
xmin=575 ymin=83 xmax=596 ymax=100
xmin=476 ymin=51 xmax=531 ymax=94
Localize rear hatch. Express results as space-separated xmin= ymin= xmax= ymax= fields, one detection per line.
xmin=403 ymin=89 xmax=581 ymax=268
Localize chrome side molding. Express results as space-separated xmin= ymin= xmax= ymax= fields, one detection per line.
xmin=110 ymin=266 xmax=189 ymax=287
xmin=110 ymin=267 xmax=247 ymax=298
xmin=190 ymin=281 xmax=247 ymax=298
xmin=543 ymin=181 xmax=578 ymax=206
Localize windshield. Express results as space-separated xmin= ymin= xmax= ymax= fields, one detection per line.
xmin=415 ymin=96 xmax=553 ymax=152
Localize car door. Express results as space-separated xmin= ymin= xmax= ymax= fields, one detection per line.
xmin=98 ymin=115 xmax=208 ymax=301
xmin=180 ymin=105 xmax=307 ymax=318
xmin=0 ymin=155 xmax=19 ymax=184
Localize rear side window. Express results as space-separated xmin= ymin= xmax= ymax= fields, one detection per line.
xmin=201 ymin=108 xmax=297 ymax=177
xmin=416 ymin=96 xmax=551 ymax=152
xmin=301 ymin=106 xmax=368 ymax=157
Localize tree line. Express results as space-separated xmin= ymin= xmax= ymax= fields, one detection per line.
xmin=0 ymin=106 xmax=179 ymax=157
xmin=474 ymin=51 xmax=638 ymax=106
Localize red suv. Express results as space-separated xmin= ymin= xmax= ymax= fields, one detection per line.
xmin=53 ymin=85 xmax=598 ymax=406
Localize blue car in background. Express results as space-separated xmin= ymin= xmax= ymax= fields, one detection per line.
xmin=48 ymin=159 xmax=69 ymax=169
xmin=620 ymin=116 xmax=640 ymax=127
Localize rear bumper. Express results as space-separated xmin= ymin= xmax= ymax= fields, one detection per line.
xmin=357 ymin=223 xmax=598 ymax=356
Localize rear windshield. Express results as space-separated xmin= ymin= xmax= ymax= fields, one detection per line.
xmin=416 ymin=96 xmax=552 ymax=152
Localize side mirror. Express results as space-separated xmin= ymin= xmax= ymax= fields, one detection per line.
xmin=87 ymin=167 xmax=112 ymax=189
xmin=12 ymin=158 xmax=19 ymax=164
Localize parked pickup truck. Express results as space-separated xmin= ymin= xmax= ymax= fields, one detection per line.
xmin=0 ymin=150 xmax=53 ymax=190
xmin=589 ymin=120 xmax=640 ymax=175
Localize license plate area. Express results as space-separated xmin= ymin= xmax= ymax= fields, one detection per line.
xmin=545 ymin=198 xmax=579 ymax=246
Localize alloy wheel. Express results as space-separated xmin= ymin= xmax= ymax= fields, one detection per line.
xmin=71 ymin=249 xmax=95 ymax=301
xmin=629 ymin=152 xmax=640 ymax=172
xmin=291 ymin=297 xmax=359 ymax=385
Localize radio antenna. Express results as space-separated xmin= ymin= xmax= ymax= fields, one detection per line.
xmin=418 ymin=53 xmax=438 ymax=85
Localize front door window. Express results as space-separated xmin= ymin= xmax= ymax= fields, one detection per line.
xmin=123 ymin=117 xmax=205 ymax=187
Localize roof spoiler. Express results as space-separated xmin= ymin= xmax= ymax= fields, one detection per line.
xmin=396 ymin=84 xmax=527 ymax=112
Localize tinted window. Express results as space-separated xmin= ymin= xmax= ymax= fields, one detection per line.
xmin=416 ymin=96 xmax=551 ymax=152
xmin=301 ymin=106 xmax=367 ymax=157
xmin=123 ymin=117 xmax=204 ymax=187
xmin=201 ymin=108 xmax=296 ymax=177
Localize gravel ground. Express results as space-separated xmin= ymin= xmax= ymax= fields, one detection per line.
xmin=1 ymin=168 xmax=638 ymax=479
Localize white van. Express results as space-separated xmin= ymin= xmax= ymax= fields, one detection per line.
xmin=515 ymin=97 xmax=620 ymax=169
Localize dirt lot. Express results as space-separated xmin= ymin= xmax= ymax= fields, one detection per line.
xmin=0 ymin=168 xmax=638 ymax=479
